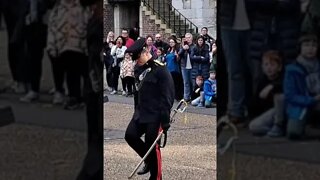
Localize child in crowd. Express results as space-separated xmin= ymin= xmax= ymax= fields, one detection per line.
xmin=284 ymin=34 xmax=320 ymax=139
xmin=191 ymin=76 xmax=204 ymax=107
xmin=204 ymin=71 xmax=216 ymax=108
xmin=249 ymin=50 xmax=285 ymax=137
xmin=156 ymin=47 xmax=165 ymax=64
xmin=120 ymin=53 xmax=135 ymax=97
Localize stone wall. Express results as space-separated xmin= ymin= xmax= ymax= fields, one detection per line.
xmin=141 ymin=11 xmax=174 ymax=42
xmin=141 ymin=12 xmax=162 ymax=37
xmin=172 ymin=0 xmax=216 ymax=38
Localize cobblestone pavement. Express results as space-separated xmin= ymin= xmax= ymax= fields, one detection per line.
xmin=0 ymin=124 xmax=86 ymax=180
xmin=104 ymin=102 xmax=216 ymax=180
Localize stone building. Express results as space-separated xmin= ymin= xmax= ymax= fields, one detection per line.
xmin=104 ymin=0 xmax=216 ymax=40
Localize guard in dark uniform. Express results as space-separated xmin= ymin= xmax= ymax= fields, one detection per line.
xmin=124 ymin=38 xmax=175 ymax=180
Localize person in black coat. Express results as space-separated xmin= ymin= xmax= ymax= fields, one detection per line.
xmin=190 ymin=36 xmax=210 ymax=87
xmin=154 ymin=33 xmax=169 ymax=52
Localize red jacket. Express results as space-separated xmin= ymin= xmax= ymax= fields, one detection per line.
xmin=125 ymin=38 xmax=135 ymax=48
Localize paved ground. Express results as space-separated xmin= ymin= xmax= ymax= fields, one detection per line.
xmin=218 ymin=123 xmax=320 ymax=179
xmin=104 ymin=99 xmax=216 ymax=180
xmin=0 ymin=124 xmax=86 ymax=180
xmin=218 ymin=152 xmax=320 ymax=180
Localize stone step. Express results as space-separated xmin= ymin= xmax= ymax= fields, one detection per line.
xmin=163 ymin=19 xmax=186 ymax=26
xmin=143 ymin=5 xmax=198 ymax=38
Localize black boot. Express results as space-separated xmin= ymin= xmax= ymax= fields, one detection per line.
xmin=137 ymin=163 xmax=150 ymax=175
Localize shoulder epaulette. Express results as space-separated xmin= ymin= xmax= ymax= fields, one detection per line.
xmin=154 ymin=60 xmax=165 ymax=66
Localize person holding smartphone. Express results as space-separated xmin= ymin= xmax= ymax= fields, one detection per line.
xmin=178 ymin=33 xmax=195 ymax=102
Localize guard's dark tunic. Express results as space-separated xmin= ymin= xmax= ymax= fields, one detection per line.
xmin=133 ymin=58 xmax=175 ymax=124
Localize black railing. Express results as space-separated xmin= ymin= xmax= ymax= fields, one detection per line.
xmin=142 ymin=0 xmax=198 ymax=37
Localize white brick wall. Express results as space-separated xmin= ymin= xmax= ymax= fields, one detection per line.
xmin=171 ymin=0 xmax=216 ymax=38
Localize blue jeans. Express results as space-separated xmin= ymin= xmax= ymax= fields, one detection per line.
xmin=221 ymin=29 xmax=254 ymax=118
xmin=249 ymin=94 xmax=285 ymax=135
xmin=191 ymin=92 xmax=204 ymax=106
xmin=181 ymin=68 xmax=193 ymax=100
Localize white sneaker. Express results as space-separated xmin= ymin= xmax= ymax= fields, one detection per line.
xmin=48 ymin=88 xmax=55 ymax=95
xmin=20 ymin=91 xmax=39 ymax=102
xmin=110 ymin=90 xmax=117 ymax=95
xmin=53 ymin=92 xmax=64 ymax=105
xmin=13 ymin=82 xmax=27 ymax=94
xmin=122 ymin=91 xmax=127 ymax=96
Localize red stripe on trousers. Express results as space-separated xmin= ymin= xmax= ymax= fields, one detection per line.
xmin=156 ymin=127 xmax=163 ymax=180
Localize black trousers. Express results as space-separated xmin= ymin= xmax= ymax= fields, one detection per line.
xmin=25 ymin=23 xmax=47 ymax=92
xmin=49 ymin=55 xmax=65 ymax=94
xmin=125 ymin=120 xmax=162 ymax=180
xmin=2 ymin=1 xmax=25 ymax=82
xmin=171 ymin=72 xmax=183 ymax=101
xmin=60 ymin=51 xmax=88 ymax=102
xmin=104 ymin=59 xmax=113 ymax=88
xmin=121 ymin=76 xmax=135 ymax=94
xmin=110 ymin=66 xmax=120 ymax=91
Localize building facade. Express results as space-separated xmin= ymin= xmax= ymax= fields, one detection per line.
xmin=104 ymin=0 xmax=216 ymax=39
xmin=172 ymin=0 xmax=216 ymax=38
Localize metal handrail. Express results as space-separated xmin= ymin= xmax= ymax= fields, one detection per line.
xmin=169 ymin=2 xmax=198 ymax=33
xmin=142 ymin=0 xmax=198 ymax=37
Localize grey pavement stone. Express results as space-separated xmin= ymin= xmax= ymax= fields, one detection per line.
xmin=0 ymin=124 xmax=87 ymax=180
xmin=218 ymin=152 xmax=320 ymax=180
